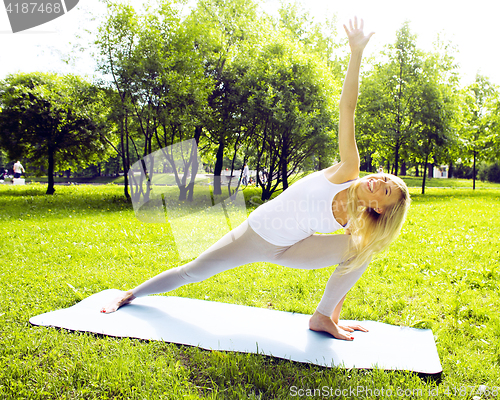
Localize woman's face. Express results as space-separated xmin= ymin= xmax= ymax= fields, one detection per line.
xmin=357 ymin=174 xmax=400 ymax=214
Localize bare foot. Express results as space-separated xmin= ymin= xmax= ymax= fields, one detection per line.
xmin=100 ymin=290 xmax=136 ymax=313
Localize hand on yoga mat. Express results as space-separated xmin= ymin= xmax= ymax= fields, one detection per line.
xmin=337 ymin=323 xmax=369 ymax=335
xmin=309 ymin=311 xmax=368 ymax=341
xmin=343 ymin=16 xmax=375 ymax=53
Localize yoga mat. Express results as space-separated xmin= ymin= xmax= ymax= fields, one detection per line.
xmin=29 ymin=290 xmax=442 ymax=374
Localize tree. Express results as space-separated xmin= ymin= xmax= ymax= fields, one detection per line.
xmin=459 ymin=74 xmax=499 ymax=189
xmin=242 ymin=35 xmax=337 ymax=200
xmin=357 ymin=22 xmax=425 ymax=175
xmin=94 ymin=0 xmax=212 ymax=202
xmin=188 ymin=0 xmax=259 ymax=195
xmin=412 ymin=80 xmax=455 ymax=193
xmin=0 ymin=72 xmax=107 ymax=194
xmin=94 ymin=1 xmax=139 ymax=200
xmin=407 ymin=38 xmax=460 ymax=192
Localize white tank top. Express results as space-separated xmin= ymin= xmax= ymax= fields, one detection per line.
xmin=248 ymin=171 xmax=357 ymax=246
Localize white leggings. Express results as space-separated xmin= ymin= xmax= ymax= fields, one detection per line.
xmin=132 ymin=221 xmax=368 ymax=316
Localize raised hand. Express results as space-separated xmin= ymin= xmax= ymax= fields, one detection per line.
xmin=343 ymin=16 xmax=374 ymax=53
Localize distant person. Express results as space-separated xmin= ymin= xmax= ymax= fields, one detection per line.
xmin=13 ymin=161 xmax=25 ymax=179
xmin=377 ymin=166 xmax=384 ymax=174
xmin=242 ymin=163 xmax=249 ymax=186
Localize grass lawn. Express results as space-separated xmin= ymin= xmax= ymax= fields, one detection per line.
xmin=25 ymin=176 xmax=126 ymax=185
xmin=20 ymin=172 xmax=500 ymax=190
xmin=1 ymin=182 xmax=499 ymax=399
xmin=396 ymin=176 xmax=500 ymax=189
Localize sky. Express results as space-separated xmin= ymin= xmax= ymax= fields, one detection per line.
xmin=0 ymin=0 xmax=499 ymax=86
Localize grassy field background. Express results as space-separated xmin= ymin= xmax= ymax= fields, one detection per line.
xmin=0 ymin=181 xmax=499 ymax=399
xmin=20 ymin=172 xmax=500 ymax=190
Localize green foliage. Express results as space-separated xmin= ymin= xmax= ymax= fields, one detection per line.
xmin=94 ymin=0 xmax=214 ymax=200
xmin=357 ymin=22 xmax=425 ymax=174
xmin=357 ymin=22 xmax=462 ymax=181
xmin=459 ymin=74 xmax=500 ymax=189
xmin=479 ymin=161 xmax=500 ymax=183
xmin=0 ymin=72 xmax=109 ymax=194
xmin=242 ymin=33 xmax=338 ymax=199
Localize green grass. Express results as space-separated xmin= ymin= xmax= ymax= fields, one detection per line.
xmin=398 ymin=176 xmax=500 ymax=189
xmin=1 ymin=183 xmax=500 ymax=399
xmin=22 ymin=175 xmax=126 ymax=184
xmin=357 ymin=172 xmax=500 ymax=189
xmin=17 ymin=172 xmax=500 ymax=190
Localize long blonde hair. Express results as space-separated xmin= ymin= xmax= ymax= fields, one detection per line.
xmin=338 ymin=174 xmax=411 ymax=274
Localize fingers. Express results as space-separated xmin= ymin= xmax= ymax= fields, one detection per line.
xmin=339 ymin=324 xmax=369 ymax=332
xmin=334 ymin=324 xmax=369 ymax=341
xmin=345 ymin=17 xmax=367 ymax=33
xmin=351 ymin=324 xmax=369 ymax=332
xmin=338 ymin=325 xmax=354 ymax=332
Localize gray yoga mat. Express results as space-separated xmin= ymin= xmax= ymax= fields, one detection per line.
xmin=29 ymin=289 xmax=442 ymax=374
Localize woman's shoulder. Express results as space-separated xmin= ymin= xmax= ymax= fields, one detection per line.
xmin=323 ymin=162 xmax=359 ymax=184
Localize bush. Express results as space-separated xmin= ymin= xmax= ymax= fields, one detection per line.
xmin=479 ymin=162 xmax=500 ymax=183
xmin=487 ymin=162 xmax=500 ymax=183
xmin=453 ymin=163 xmax=475 ymax=179
xmin=479 ymin=162 xmax=489 ymax=181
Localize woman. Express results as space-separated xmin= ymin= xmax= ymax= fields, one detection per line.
xmin=102 ymin=18 xmax=411 ymax=341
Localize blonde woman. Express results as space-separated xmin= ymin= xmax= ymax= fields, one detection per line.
xmin=102 ymin=17 xmax=411 ymax=341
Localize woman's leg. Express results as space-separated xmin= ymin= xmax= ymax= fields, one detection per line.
xmin=101 ymin=221 xmax=285 ymax=313
xmin=131 ymin=220 xmax=283 ymax=297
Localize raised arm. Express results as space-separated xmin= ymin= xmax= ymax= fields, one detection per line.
xmin=337 ymin=18 xmax=374 ymax=169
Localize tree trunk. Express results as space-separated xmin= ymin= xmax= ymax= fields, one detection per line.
xmin=415 ymin=164 xmax=419 ymax=177
xmin=421 ymin=153 xmax=429 ymax=194
xmin=121 ymin=114 xmax=130 ymax=201
xmin=400 ymin=161 xmax=406 ymax=176
xmin=473 ymin=150 xmax=476 ymax=190
xmin=46 ymin=148 xmax=56 ymax=195
xmin=178 ymin=185 xmax=189 ymax=201
xmin=281 ymin=139 xmax=289 ymax=190
xmin=428 ymin=163 xmax=433 ymax=178
xmin=187 ymin=129 xmax=202 ymax=202
xmin=213 ymin=139 xmax=224 ymax=195
xmin=393 ymin=142 xmax=400 ymax=176
xmin=318 ymin=153 xmax=326 ymax=170
xmin=261 ymin=166 xmax=276 ymax=201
